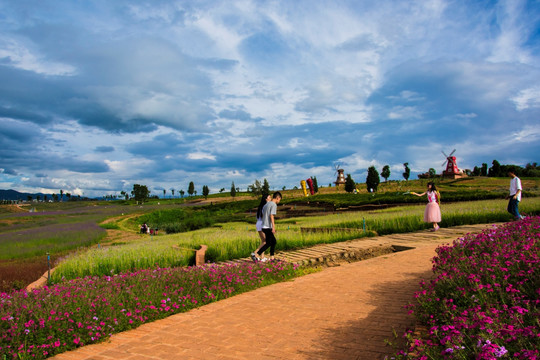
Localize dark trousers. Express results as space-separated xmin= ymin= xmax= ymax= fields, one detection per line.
xmin=507 ymin=197 xmax=521 ymax=218
xmin=257 ymin=228 xmax=276 ymax=256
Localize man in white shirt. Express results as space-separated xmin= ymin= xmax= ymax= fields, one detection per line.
xmin=506 ymin=170 xmax=524 ymax=220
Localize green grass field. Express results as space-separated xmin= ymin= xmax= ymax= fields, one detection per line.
xmin=2 ymin=176 xmax=539 ymax=288
xmin=51 ymin=197 xmax=540 ymax=282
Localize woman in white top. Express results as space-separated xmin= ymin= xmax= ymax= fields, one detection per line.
xmin=412 ymin=182 xmax=442 ymax=231
xmin=254 ymin=194 xmax=271 ymax=254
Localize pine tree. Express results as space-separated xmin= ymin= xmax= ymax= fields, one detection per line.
xmin=230 ymin=182 xmax=237 ymax=199
xmin=403 ymin=163 xmax=410 ymax=181
xmin=366 ymin=166 xmax=380 ymax=192
xmin=311 ymin=176 xmax=319 ymax=193
xmin=262 ymin=178 xmax=270 ymax=194
xmin=344 ymin=174 xmax=356 ymax=193
xmin=381 ymin=165 xmax=391 ymax=182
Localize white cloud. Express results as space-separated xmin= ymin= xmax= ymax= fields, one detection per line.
xmin=187 ymin=152 xmax=216 ymax=161
xmin=457 ymin=113 xmax=477 ymax=119
xmin=0 ymin=37 xmax=76 ymax=76
xmin=512 ymin=87 xmax=540 ymax=111
xmin=487 ymin=0 xmax=533 ymax=64
xmin=387 ymin=106 xmax=422 ymax=120
xmin=387 ymin=90 xmax=426 ymax=102
xmin=512 ymin=125 xmax=540 ymax=142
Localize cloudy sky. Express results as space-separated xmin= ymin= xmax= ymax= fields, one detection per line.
xmin=0 ymin=0 xmax=539 ymax=198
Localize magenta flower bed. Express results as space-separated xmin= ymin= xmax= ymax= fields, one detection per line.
xmin=0 ymin=260 xmax=300 ymax=359
xmin=396 ymin=217 xmax=540 ymax=359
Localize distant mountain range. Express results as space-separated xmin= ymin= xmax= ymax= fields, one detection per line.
xmin=0 ymin=189 xmax=64 ymax=201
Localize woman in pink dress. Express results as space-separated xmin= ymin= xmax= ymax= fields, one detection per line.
xmin=412 ymin=182 xmax=441 ymax=231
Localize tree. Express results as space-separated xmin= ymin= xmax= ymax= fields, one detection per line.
xmin=311 ymin=176 xmax=319 ymax=193
xmin=488 ymin=160 xmax=501 ymax=177
xmin=428 ymin=168 xmax=437 ymax=177
xmin=131 ymin=184 xmax=150 ymax=203
xmin=171 ymin=188 xmax=175 ymax=198
xmin=66 ymin=193 xmax=71 ymax=201
xmin=262 ymin=178 xmax=270 ymax=195
xmin=202 ymin=185 xmax=209 ymax=199
xmin=60 ymin=189 xmax=63 ymax=202
xmin=366 ymin=166 xmax=380 ymax=192
xmin=230 ymin=182 xmax=237 ymax=199
xmin=163 ymin=189 xmax=166 ymax=198
xmin=188 ymin=182 xmax=195 ymax=197
xmin=179 ymin=189 xmax=185 ymax=198
xmin=381 ymin=165 xmax=391 ymax=182
xmin=402 ymin=163 xmax=410 ymax=181
xmin=473 ymin=166 xmax=480 ymax=176
xmin=247 ymin=179 xmax=263 ymax=196
xmin=27 ymin=195 xmax=32 ymax=202
xmin=344 ymin=174 xmax=356 ymax=193
xmin=481 ymin=163 xmax=488 ymax=176
xmin=52 ymin=193 xmax=58 ymax=202
xmin=219 ymin=188 xmax=225 ymax=193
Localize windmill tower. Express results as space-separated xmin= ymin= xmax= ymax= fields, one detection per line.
xmin=441 ymin=149 xmax=467 ymax=179
xmin=333 ymin=163 xmax=346 ymax=186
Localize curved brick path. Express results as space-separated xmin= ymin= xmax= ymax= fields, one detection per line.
xmin=52 ymin=224 xmax=496 ymax=360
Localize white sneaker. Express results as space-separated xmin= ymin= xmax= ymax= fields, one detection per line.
xmin=260 ymin=257 xmax=268 ymax=262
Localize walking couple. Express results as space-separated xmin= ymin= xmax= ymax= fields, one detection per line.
xmin=251 ymin=191 xmax=282 ymax=262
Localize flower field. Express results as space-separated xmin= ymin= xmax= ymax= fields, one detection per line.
xmin=0 ymin=260 xmax=304 ymax=359
xmin=392 ymin=216 xmax=540 ymax=359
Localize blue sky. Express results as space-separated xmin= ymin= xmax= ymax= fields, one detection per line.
xmin=0 ymin=0 xmax=539 ymax=198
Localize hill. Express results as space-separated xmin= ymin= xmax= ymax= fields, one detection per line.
xmin=0 ymin=189 xmax=49 ymax=201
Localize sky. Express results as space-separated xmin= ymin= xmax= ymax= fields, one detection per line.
xmin=0 ymin=0 xmax=539 ymax=198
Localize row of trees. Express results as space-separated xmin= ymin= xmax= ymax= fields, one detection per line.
xmin=128 ymin=181 xmax=242 ymax=203
xmin=343 ymin=162 xmax=412 ymax=193
xmin=24 ymin=192 xmax=85 ymax=202
xmin=472 ymin=161 xmax=540 ymax=178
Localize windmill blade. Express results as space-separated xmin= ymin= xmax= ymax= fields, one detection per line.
xmin=441 ymin=151 xmax=448 ymax=158
xmin=449 ymin=149 xmax=456 ymax=156
xmin=442 ymin=160 xmax=448 ymax=167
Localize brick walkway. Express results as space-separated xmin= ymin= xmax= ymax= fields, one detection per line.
xmin=52 ymin=224 xmax=495 ymax=360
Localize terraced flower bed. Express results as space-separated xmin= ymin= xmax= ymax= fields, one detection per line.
xmin=0 ymin=260 xmax=305 ymax=359
xmin=392 ymin=217 xmax=540 ymax=359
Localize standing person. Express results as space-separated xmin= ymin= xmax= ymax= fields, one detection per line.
xmin=506 ymin=170 xmax=524 ymax=220
xmin=254 ymin=193 xmax=271 ymax=255
xmin=411 ymin=182 xmax=441 ymax=231
xmin=251 ymin=191 xmax=282 ymax=262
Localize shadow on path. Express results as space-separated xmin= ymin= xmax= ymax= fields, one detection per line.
xmin=301 ymin=269 xmax=433 ymax=360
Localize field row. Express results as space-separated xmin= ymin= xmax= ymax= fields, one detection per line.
xmin=51 ymin=198 xmax=540 ymax=282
